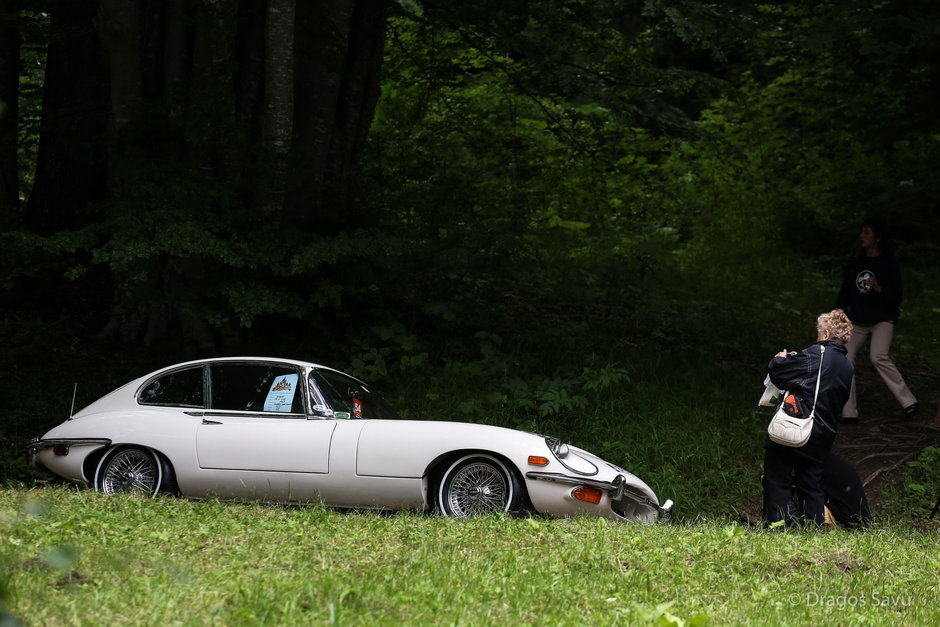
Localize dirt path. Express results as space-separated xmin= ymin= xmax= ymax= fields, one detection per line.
xmin=740 ymin=364 xmax=938 ymax=524
xmin=831 ymin=367 xmax=938 ymax=509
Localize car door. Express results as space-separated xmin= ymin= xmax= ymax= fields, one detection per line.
xmin=195 ymin=362 xmax=335 ymax=473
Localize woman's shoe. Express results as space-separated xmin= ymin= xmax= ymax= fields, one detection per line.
xmin=904 ymin=403 xmax=919 ymax=420
xmin=841 ymin=415 xmax=859 ymax=424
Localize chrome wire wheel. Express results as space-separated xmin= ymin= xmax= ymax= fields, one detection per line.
xmin=97 ymin=447 xmax=161 ymax=497
xmin=438 ymin=454 xmax=519 ymax=518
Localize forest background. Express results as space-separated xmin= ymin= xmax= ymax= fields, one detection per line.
xmin=1 ymin=0 xmax=938 ymax=520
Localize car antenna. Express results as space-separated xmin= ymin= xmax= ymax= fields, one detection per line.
xmin=68 ymin=382 xmax=77 ymax=420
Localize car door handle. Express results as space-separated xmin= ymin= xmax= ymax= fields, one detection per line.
xmin=201 ymin=419 xmax=223 ymax=425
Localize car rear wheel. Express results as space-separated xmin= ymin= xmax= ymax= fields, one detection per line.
xmin=95 ymin=446 xmax=163 ymax=497
xmin=437 ymin=454 xmax=524 ymax=517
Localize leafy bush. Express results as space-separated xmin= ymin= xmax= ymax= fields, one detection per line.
xmin=901 ymin=446 xmax=940 ymax=519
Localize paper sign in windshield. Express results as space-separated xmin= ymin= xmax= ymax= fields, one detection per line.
xmin=264 ymin=374 xmax=298 ymax=412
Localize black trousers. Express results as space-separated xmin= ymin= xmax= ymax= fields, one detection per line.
xmin=822 ymin=454 xmax=871 ymax=529
xmin=762 ymin=435 xmax=833 ymax=527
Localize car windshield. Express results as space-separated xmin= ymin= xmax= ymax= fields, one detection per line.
xmin=309 ymin=369 xmax=391 ymax=419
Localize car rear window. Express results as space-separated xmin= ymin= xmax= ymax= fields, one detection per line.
xmin=138 ymin=366 xmax=205 ymax=407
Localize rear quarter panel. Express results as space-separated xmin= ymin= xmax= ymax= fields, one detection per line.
xmin=41 ymin=407 xmax=200 ymax=485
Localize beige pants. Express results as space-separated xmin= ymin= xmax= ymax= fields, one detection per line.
xmin=842 ymin=321 xmax=917 ymax=418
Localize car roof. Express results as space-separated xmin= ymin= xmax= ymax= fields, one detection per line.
xmin=162 ymin=356 xmax=322 ymax=370
xmin=136 ymin=356 xmax=369 ymax=386
xmin=70 ymin=356 xmax=374 ymax=421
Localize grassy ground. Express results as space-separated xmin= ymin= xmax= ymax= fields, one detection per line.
xmin=2 ymin=487 xmax=937 ymax=626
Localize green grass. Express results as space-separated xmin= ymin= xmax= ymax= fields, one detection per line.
xmin=2 ymin=487 xmax=938 ymax=625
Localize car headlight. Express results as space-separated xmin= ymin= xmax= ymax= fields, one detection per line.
xmin=546 ymin=437 xmax=569 ymax=459
xmin=544 ymin=437 xmax=597 ymax=476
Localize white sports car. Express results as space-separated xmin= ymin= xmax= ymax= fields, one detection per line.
xmin=28 ymin=357 xmax=671 ymax=522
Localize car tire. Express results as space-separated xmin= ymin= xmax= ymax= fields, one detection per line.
xmin=437 ymin=454 xmax=524 ymax=518
xmin=95 ymin=446 xmax=164 ymax=497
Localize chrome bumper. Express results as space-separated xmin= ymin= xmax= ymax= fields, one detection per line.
xmin=525 ymin=471 xmax=673 ymax=517
xmin=26 ymin=436 xmax=112 ymax=468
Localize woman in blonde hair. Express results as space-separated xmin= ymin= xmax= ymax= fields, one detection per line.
xmin=762 ymin=310 xmax=855 ymax=527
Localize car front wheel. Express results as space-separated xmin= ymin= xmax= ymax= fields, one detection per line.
xmin=437 ymin=454 xmax=524 ymax=517
xmin=95 ymin=446 xmax=163 ymax=497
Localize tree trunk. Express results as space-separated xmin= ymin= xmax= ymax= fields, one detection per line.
xmin=162 ymin=0 xmax=188 ymax=115
xmin=189 ymin=0 xmax=239 ymax=179
xmin=23 ymin=0 xmax=108 ymax=234
xmin=0 ymin=0 xmax=18 ymax=223
xmin=290 ymin=0 xmax=389 ymax=231
xmin=326 ymin=0 xmax=388 ymax=219
xmin=234 ymin=0 xmax=265 ymax=129
xmin=98 ymin=0 xmax=142 ymax=193
xmin=24 ymin=0 xmax=391 ymax=351
xmin=255 ymin=0 xmax=295 ymax=218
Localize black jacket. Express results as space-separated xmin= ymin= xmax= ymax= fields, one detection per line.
xmin=767 ymin=340 xmax=853 ymax=458
xmin=836 ymin=255 xmax=903 ymax=323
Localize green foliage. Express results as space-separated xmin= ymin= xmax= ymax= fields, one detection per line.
xmin=632 ymin=600 xmax=707 ymax=627
xmin=674 ymin=2 xmax=940 ymax=250
xmin=901 ymin=446 xmax=940 ymax=518
xmin=7 ymin=0 xmax=939 ymax=365
xmin=362 ymin=8 xmax=728 ymax=375
xmin=347 ymin=321 xmax=429 ymax=381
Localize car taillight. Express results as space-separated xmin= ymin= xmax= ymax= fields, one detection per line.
xmin=53 ymin=443 xmax=70 ymax=456
xmin=572 ymin=486 xmax=603 ymax=504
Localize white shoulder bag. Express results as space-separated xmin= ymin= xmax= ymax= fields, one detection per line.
xmin=767 ymin=345 xmax=825 ymax=447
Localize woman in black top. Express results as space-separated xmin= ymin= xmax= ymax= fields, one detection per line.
xmin=762 ymin=310 xmax=854 ymax=527
xmin=836 ymin=218 xmax=918 ymax=421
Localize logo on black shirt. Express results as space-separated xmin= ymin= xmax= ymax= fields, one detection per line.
xmin=855 ymin=270 xmax=874 ymax=294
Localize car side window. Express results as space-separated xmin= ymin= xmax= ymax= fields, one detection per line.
xmin=209 ymin=363 xmax=304 ymax=414
xmin=138 ymin=367 xmax=205 ymax=407
xmin=310 ymin=369 xmax=388 ymax=419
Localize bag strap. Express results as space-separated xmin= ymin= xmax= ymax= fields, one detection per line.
xmin=807 ymin=345 xmax=826 ymax=420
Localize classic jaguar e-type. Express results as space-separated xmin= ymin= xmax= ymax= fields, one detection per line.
xmin=28 ymin=357 xmax=671 ymax=522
